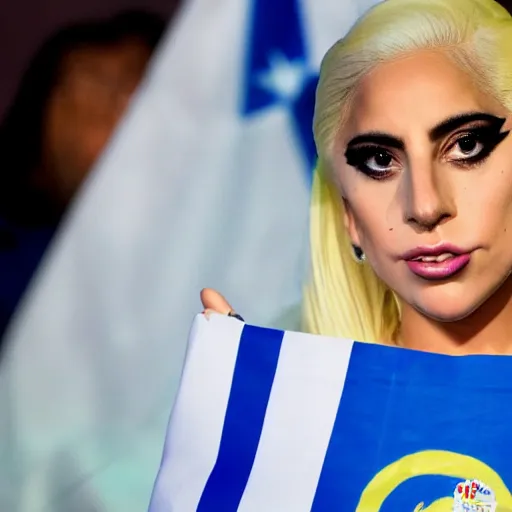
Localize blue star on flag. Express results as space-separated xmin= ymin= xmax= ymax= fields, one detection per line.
xmin=241 ymin=0 xmax=319 ymax=182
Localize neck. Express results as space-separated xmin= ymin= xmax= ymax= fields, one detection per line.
xmin=400 ymin=275 xmax=512 ymax=355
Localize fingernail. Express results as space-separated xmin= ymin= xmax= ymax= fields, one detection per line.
xmin=228 ymin=311 xmax=245 ymax=322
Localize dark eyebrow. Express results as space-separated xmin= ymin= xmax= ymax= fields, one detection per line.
xmin=346 ymin=133 xmax=405 ymax=150
xmin=428 ymin=112 xmax=504 ymax=141
xmin=345 ymin=112 xmax=504 ymax=152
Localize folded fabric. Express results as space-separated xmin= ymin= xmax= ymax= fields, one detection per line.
xmin=149 ymin=314 xmax=512 ymax=511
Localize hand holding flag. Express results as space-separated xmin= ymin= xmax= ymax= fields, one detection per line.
xmin=149 ymin=314 xmax=512 ymax=511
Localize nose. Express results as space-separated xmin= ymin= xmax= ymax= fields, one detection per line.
xmin=401 ymin=161 xmax=455 ymax=231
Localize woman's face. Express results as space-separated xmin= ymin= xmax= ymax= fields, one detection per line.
xmin=41 ymin=38 xmax=152 ymax=208
xmin=334 ymin=50 xmax=512 ymax=322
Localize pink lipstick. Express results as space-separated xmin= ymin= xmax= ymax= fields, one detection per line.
xmin=402 ymin=243 xmax=471 ymax=281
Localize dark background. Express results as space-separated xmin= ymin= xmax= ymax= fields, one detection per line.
xmin=1 ymin=0 xmax=512 ymax=123
xmin=0 ymin=0 xmax=179 ymax=122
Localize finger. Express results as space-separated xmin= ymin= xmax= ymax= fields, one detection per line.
xmin=200 ymin=288 xmax=233 ymax=315
xmin=202 ymin=308 xmax=216 ymax=320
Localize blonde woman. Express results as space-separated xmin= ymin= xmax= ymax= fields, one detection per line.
xmin=203 ymin=0 xmax=512 ymax=357
xmin=196 ymin=0 xmax=512 ymax=507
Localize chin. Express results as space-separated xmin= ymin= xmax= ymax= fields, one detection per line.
xmin=416 ymin=304 xmax=477 ymax=323
xmin=410 ymin=290 xmax=484 ymax=323
xmin=408 ymin=272 xmax=512 ymax=323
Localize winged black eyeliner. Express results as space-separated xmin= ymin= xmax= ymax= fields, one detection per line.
xmin=429 ymin=112 xmax=506 ymax=142
xmin=344 ymin=112 xmax=510 ymax=178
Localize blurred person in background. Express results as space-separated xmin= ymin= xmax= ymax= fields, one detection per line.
xmin=0 ymin=9 xmax=166 ymax=340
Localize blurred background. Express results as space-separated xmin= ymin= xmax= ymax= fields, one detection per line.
xmin=0 ymin=0 xmax=178 ymax=120
xmin=0 ymin=0 xmax=512 ymax=510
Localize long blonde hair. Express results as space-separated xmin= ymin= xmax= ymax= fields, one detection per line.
xmin=303 ymin=0 xmax=512 ymax=343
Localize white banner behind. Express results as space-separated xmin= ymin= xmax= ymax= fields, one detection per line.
xmin=0 ymin=0 xmax=379 ymax=510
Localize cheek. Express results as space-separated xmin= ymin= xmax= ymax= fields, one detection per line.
xmin=456 ymin=169 xmax=512 ymax=239
xmin=58 ymin=127 xmax=112 ymax=189
xmin=346 ymin=182 xmax=398 ymax=242
xmin=81 ymin=126 xmax=114 ymax=162
xmin=62 ymin=116 xmax=118 ymax=174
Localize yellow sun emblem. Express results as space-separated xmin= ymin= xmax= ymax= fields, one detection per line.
xmin=356 ymin=450 xmax=512 ymax=511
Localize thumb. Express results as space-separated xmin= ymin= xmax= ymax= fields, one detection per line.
xmin=200 ymin=288 xmax=233 ymax=315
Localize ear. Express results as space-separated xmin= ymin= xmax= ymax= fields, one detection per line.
xmin=342 ymin=197 xmax=361 ymax=248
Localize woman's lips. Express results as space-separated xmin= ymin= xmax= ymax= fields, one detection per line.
xmin=405 ymin=253 xmax=471 ymax=280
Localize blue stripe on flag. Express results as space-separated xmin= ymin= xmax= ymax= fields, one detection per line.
xmin=310 ymin=341 xmax=512 ymax=510
xmin=310 ymin=342 xmax=393 ymax=510
xmin=197 ymin=324 xmax=284 ymax=511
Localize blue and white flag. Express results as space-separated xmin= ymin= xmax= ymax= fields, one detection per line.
xmin=0 ymin=0 xmax=379 ymax=511
xmin=150 ymin=314 xmax=512 ymax=512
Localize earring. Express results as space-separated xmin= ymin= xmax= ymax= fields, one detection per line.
xmin=352 ymin=245 xmax=366 ymax=263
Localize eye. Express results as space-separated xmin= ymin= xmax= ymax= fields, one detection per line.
xmin=367 ymin=150 xmax=393 ymax=171
xmin=444 ymin=124 xmax=509 ymax=167
xmin=447 ymin=133 xmax=484 ymax=161
xmin=345 ymin=146 xmax=399 ymax=180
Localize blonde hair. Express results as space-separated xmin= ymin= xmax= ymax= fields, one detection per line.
xmin=303 ymin=0 xmax=512 ymax=343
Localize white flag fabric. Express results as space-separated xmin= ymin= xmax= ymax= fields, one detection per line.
xmin=0 ymin=0 xmax=380 ymax=511
xmin=149 ymin=314 xmax=512 ymax=511
xmin=149 ymin=314 xmax=355 ymax=512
